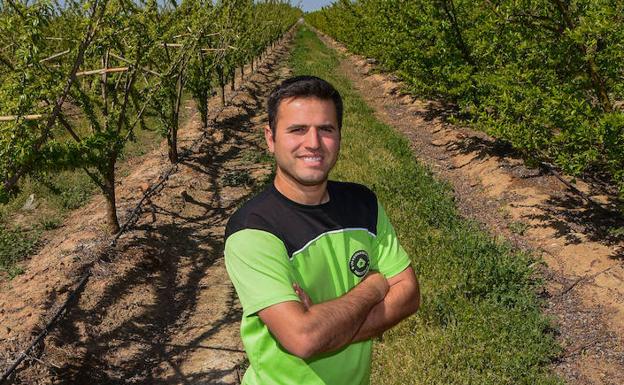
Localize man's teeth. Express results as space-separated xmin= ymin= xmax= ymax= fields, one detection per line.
xmin=303 ymin=156 xmax=321 ymax=161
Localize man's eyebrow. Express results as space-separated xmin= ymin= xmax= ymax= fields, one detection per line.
xmin=285 ymin=124 xmax=336 ymax=130
xmin=286 ymin=124 xmax=308 ymax=130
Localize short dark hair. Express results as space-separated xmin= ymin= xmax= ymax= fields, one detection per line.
xmin=267 ymin=75 xmax=343 ymax=135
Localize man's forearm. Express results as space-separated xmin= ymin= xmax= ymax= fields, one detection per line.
xmin=351 ymin=275 xmax=420 ymax=343
xmin=298 ymin=279 xmax=385 ymax=356
xmin=259 ymin=272 xmax=389 ymax=359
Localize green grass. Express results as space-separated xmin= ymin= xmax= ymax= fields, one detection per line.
xmin=290 ymin=25 xmax=562 ymax=384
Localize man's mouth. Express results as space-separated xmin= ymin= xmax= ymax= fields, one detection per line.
xmin=300 ymin=155 xmax=323 ymax=163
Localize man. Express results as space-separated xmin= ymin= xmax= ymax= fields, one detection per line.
xmin=224 ymin=75 xmax=420 ymax=385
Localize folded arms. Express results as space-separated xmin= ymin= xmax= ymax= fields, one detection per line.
xmin=258 ymin=266 xmax=420 ymax=359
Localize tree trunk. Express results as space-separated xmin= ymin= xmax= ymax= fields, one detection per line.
xmin=101 ymin=50 xmax=109 ymax=117
xmin=168 ymin=74 xmax=183 ymax=163
xmin=551 ymin=0 xmax=613 ymax=112
xmin=202 ymin=107 xmax=208 ymax=130
xmin=103 ymin=159 xmax=120 ymax=234
xmin=218 ymin=68 xmax=226 ymax=106
xmin=585 ymin=55 xmax=612 ymax=112
xmin=167 ymin=128 xmax=178 ymax=163
xmin=440 ymin=0 xmax=475 ymax=67
xmin=200 ymin=90 xmax=209 ymax=130
xmin=231 ymin=71 xmax=235 ymax=91
xmin=174 ymin=72 xmax=184 ymax=161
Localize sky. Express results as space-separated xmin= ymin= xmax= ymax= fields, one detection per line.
xmin=294 ymin=0 xmax=335 ymax=13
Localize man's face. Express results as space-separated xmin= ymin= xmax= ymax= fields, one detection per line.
xmin=265 ymin=96 xmax=340 ymax=188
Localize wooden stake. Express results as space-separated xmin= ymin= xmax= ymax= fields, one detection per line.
xmin=0 ymin=114 xmax=44 ymax=122
xmin=39 ymin=49 xmax=71 ymax=64
xmin=109 ymin=52 xmax=161 ymax=76
xmin=200 ymin=48 xmax=228 ymax=52
xmin=76 ymin=66 xmax=128 ymax=77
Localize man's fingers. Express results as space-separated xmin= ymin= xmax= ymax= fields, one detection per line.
xmin=293 ymin=282 xmax=313 ymax=310
xmin=360 ymin=271 xmax=389 ymax=301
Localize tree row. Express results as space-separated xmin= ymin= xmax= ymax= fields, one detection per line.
xmin=0 ymin=0 xmax=302 ymax=231
xmin=307 ymin=0 xmax=624 ymax=200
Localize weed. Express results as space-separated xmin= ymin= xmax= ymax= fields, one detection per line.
xmin=0 ymin=226 xmax=38 ymax=279
xmin=56 ymin=174 xmax=96 ymax=210
xmin=40 ymin=217 xmax=62 ymax=230
xmin=508 ymin=221 xmax=530 ymax=235
xmin=223 ymin=170 xmax=254 ymax=187
xmin=607 ymin=226 xmax=624 ymax=238
xmin=242 ymin=149 xmax=273 ymax=164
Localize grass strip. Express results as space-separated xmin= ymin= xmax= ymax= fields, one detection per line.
xmin=289 ymin=25 xmax=562 ymax=385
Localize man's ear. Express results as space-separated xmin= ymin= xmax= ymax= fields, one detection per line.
xmin=264 ymin=125 xmax=275 ymax=153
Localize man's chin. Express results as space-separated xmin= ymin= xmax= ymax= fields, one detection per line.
xmin=275 ymin=166 xmax=330 ymax=188
xmin=294 ymin=172 xmax=329 ymax=187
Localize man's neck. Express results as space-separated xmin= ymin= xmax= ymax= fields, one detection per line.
xmin=273 ymin=171 xmax=329 ymax=206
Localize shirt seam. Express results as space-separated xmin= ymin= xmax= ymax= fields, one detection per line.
xmin=243 ymin=294 xmax=301 ymax=317
xmin=290 ymin=228 xmax=377 ymax=260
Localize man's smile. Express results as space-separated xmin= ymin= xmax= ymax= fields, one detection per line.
xmin=299 ymin=154 xmax=324 ymax=164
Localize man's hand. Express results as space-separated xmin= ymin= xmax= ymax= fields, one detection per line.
xmin=293 ymin=282 xmax=313 ymax=310
xmin=293 ymin=271 xmax=389 ymax=311
xmin=351 ymin=266 xmax=419 ymax=342
xmin=291 ymin=269 xmax=415 ymax=346
xmin=360 ymin=271 xmax=390 ymax=300
xmin=259 ymin=272 xmax=388 ymax=359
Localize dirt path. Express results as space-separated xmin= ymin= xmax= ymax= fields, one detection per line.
xmin=313 ymin=30 xmax=624 ymax=385
xmin=0 ymin=34 xmax=294 ymax=384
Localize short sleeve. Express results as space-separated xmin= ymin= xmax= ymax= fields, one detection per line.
xmin=225 ymin=229 xmax=300 ymax=317
xmin=373 ymin=202 xmax=411 ymax=278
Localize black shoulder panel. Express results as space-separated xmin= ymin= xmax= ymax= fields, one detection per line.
xmin=224 ymin=181 xmax=378 ymax=258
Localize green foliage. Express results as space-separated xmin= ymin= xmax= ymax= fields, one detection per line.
xmin=290 ymin=26 xmax=561 ymax=384
xmin=0 ymin=225 xmax=38 ymax=278
xmin=307 ymin=0 xmax=624 ymax=199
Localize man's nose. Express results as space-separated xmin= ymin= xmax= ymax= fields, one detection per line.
xmin=303 ymin=127 xmax=321 ymax=149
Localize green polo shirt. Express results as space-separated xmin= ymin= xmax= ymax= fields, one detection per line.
xmin=224 ymin=181 xmax=411 ymax=385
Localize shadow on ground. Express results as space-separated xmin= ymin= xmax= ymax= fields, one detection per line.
xmin=10 ymin=42 xmax=292 ymax=385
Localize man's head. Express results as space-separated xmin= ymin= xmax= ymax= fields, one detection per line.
xmin=264 ymin=76 xmax=343 ymax=192
xmin=267 ymin=75 xmax=343 ymax=137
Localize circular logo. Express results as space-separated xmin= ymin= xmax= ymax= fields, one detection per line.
xmin=349 ymin=250 xmax=370 ymax=277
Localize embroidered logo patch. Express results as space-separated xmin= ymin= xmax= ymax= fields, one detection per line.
xmin=349 ymin=250 xmax=370 ymax=277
